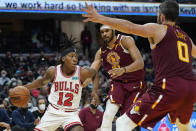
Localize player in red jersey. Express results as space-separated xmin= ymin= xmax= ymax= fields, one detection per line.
xmin=82 ymin=0 xmax=196 ymax=131
xmin=25 ymin=36 xmax=98 ymax=131
xmin=83 ymin=24 xmax=145 ymax=131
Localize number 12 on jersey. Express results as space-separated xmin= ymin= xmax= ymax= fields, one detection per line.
xmin=177 ymin=41 xmax=189 ymax=63
xmin=57 ymin=92 xmax=73 ymax=106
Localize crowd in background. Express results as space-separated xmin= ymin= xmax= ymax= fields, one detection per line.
xmin=0 ymin=31 xmax=67 ymax=53
xmin=0 ymin=22 xmax=196 ymax=130
xmin=0 ymin=50 xmax=195 ymax=130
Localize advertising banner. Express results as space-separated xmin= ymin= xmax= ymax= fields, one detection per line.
xmin=0 ymin=0 xmax=195 ymax=17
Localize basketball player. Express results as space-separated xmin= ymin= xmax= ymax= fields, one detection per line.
xmin=82 ymin=0 xmax=196 ymax=131
xmin=83 ymin=24 xmax=145 ymax=131
xmin=24 ymin=36 xmax=98 ymax=131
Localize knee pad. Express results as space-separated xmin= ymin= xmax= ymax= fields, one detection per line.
xmin=116 ymin=114 xmax=137 ymax=131
xmin=102 ymin=110 xmax=115 ymax=127
xmin=103 ymin=101 xmax=119 ymax=123
xmin=101 ymin=101 xmax=119 ymax=130
xmin=116 ymin=116 xmax=124 ymax=125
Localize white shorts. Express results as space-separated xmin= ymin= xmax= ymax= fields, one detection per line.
xmin=34 ymin=104 xmax=82 ymax=131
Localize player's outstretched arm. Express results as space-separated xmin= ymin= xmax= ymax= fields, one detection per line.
xmin=24 ymin=66 xmax=55 ymax=90
xmin=82 ymin=3 xmax=158 ymax=38
xmin=191 ymin=39 xmax=196 ymax=58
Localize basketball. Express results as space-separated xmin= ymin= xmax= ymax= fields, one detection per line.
xmin=9 ymin=86 xmax=30 ymax=107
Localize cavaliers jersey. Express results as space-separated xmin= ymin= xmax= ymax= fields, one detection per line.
xmin=100 ymin=34 xmax=145 ymax=82
xmin=151 ymin=24 xmax=196 ymax=82
xmin=48 ymin=65 xmax=82 ymax=111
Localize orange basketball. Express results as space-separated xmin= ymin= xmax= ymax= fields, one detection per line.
xmin=9 ymin=86 xmax=30 ymax=107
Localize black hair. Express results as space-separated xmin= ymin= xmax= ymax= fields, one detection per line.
xmin=59 ymin=34 xmax=78 ymax=53
xmin=58 ymin=33 xmax=79 ymax=64
xmin=159 ymin=0 xmax=179 ymax=22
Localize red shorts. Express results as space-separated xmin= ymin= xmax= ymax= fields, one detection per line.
xmin=126 ymin=77 xmax=196 ymax=130
xmin=108 ymin=80 xmax=145 ymax=115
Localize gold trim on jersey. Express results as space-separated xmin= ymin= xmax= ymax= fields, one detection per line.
xmin=162 ymin=78 xmax=166 ymax=90
xmin=168 ymin=114 xmax=176 ymax=124
xmin=111 ymin=84 xmax=114 ymax=91
xmin=111 ymin=43 xmax=115 ymax=49
xmin=138 ymin=114 xmax=148 ymax=126
xmin=133 ymin=92 xmax=140 ymax=103
xmin=140 ymin=81 xmax=143 ymax=89
xmin=165 ymin=25 xmax=168 ymax=30
xmin=151 ymin=95 xmax=163 ymax=109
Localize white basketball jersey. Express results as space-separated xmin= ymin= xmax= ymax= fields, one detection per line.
xmin=48 ymin=65 xmax=83 ymax=111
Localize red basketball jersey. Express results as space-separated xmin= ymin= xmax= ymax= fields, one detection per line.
xmin=100 ymin=34 xmax=145 ymax=82
xmin=151 ymin=24 xmax=196 ymax=82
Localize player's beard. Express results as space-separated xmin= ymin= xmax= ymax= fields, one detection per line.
xmin=104 ymin=31 xmax=114 ymax=44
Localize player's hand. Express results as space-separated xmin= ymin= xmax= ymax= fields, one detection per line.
xmin=0 ymin=122 xmax=10 ymax=131
xmin=82 ymin=78 xmax=92 ymax=87
xmin=82 ymin=2 xmax=103 ymax=23
xmin=34 ymin=119 xmax=40 ymax=126
xmin=108 ymin=68 xmax=125 ymax=79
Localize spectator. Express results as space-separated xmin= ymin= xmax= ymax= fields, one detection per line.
xmin=32 ymin=96 xmax=47 ymax=119
xmin=0 ymin=70 xmax=10 ymax=87
xmin=3 ymin=98 xmax=16 ymax=121
xmin=79 ymin=56 xmax=91 ymax=67
xmin=0 ymin=108 xmax=10 ymax=131
xmin=79 ymin=97 xmax=103 ymax=131
xmin=11 ymin=70 xmax=23 ymax=86
xmin=37 ymin=51 xmax=48 ymax=67
xmin=26 ymin=53 xmax=37 ymax=69
xmin=12 ymin=104 xmax=39 ymax=131
xmin=80 ymin=88 xmax=91 ymax=108
xmin=80 ymin=25 xmax=92 ymax=58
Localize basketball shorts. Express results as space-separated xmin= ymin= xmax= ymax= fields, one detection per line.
xmin=34 ymin=104 xmax=82 ymax=131
xmin=108 ymin=80 xmax=145 ymax=115
xmin=126 ymin=77 xmax=196 ymax=130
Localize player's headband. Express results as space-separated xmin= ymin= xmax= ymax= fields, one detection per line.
xmin=100 ymin=25 xmax=115 ymax=31
xmin=61 ymin=47 xmax=77 ymax=58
